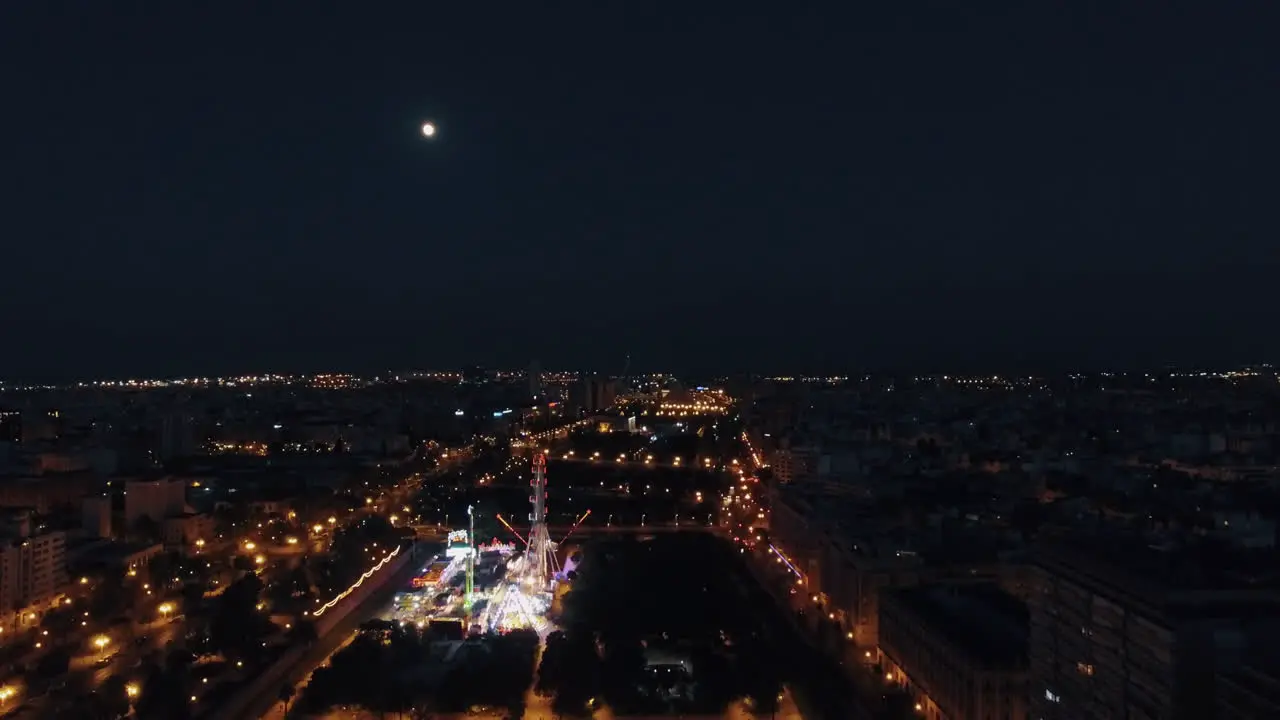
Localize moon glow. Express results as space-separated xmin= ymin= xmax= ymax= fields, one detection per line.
xmin=421 ymin=122 xmax=436 ymax=138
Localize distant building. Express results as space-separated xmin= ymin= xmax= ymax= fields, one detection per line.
xmin=771 ymin=441 xmax=823 ymax=484
xmin=462 ymin=365 xmax=495 ymax=385
xmin=158 ymin=413 xmax=197 ymax=461
xmin=1029 ymin=533 xmax=1280 ymax=720
xmin=0 ymin=473 xmax=102 ymax=514
xmin=82 ymin=495 xmax=112 ymax=539
xmin=528 ymin=360 xmax=544 ymax=400
xmin=0 ymin=410 xmax=20 ymax=444
xmin=578 ymin=375 xmax=616 ymax=412
xmin=123 ymin=477 xmax=187 ymax=528
xmin=879 ymin=583 xmax=1029 ymax=720
xmin=162 ymin=512 xmax=215 ymax=550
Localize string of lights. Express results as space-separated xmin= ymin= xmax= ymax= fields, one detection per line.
xmin=312 ymin=545 xmax=402 ymax=618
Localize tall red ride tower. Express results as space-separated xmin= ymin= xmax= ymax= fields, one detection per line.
xmin=527 ymin=453 xmax=559 ymax=587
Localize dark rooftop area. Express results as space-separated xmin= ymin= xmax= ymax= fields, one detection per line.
xmin=1035 ymin=530 xmax=1280 ymax=622
xmin=1037 ymin=530 xmax=1280 ymax=593
xmin=886 ymin=583 xmax=1029 ymax=669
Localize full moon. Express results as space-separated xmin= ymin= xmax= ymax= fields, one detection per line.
xmin=421 ymin=122 xmax=436 ymax=138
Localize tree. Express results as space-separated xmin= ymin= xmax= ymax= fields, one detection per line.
xmin=98 ymin=675 xmax=133 ymax=719
xmin=287 ymin=618 xmax=318 ymax=645
xmin=89 ymin=566 xmax=133 ymax=622
xmin=180 ymin=582 xmax=205 ymax=617
xmin=39 ymin=604 xmax=78 ymax=635
xmin=35 ymin=646 xmax=71 ymax=676
xmin=212 ymin=503 xmax=250 ymax=538
xmin=208 ymin=573 xmax=270 ymax=661
xmin=148 ymin=551 xmax=185 ymax=590
xmin=134 ymin=662 xmax=190 ymax=720
xmin=277 ymin=684 xmax=295 ymax=716
xmin=266 ymin=564 xmax=313 ymax=613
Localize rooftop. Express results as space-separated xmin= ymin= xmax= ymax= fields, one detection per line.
xmin=1036 ymin=531 xmax=1280 ymax=622
xmin=886 ymin=583 xmax=1029 ymax=669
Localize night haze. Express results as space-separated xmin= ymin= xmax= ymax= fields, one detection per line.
xmin=3 ymin=2 xmax=1279 ymax=381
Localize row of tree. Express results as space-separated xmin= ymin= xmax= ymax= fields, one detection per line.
xmin=296 ymin=625 xmax=538 ymax=717
xmin=537 ymin=535 xmax=787 ymax=716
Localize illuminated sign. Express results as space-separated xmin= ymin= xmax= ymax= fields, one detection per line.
xmin=447 ymin=530 xmax=468 ymax=544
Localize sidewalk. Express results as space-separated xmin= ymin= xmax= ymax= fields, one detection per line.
xmin=738 ymin=550 xmax=878 ymax=719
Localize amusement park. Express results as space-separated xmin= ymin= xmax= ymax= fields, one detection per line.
xmin=385 ymin=452 xmax=584 ymax=638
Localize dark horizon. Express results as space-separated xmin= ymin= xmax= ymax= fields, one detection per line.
xmin=3 ymin=356 xmax=1274 ymax=387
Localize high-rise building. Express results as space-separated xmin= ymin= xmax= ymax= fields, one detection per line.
xmin=0 ymin=512 xmax=67 ymax=628
xmin=1029 ymin=533 xmax=1280 ymax=720
xmin=879 ymin=583 xmax=1029 ymax=719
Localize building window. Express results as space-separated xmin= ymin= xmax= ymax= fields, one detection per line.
xmin=1077 ymin=662 xmax=1095 ymax=676
xmin=1044 ymin=689 xmax=1061 ymax=703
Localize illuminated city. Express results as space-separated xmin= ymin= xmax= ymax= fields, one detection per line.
xmin=3 ymin=2 xmax=1277 ymax=717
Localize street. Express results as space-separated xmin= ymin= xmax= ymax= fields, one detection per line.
xmin=240 ymin=544 xmax=426 ymax=719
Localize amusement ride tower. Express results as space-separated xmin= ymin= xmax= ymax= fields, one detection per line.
xmin=464 ymin=504 xmax=476 ymax=607
xmin=527 ymin=452 xmax=558 ymax=587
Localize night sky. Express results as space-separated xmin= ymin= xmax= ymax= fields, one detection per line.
xmin=3 ymin=3 xmax=1278 ymax=380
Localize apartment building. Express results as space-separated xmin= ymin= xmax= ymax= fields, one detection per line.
xmin=1029 ymin=532 xmax=1280 ymax=720
xmin=879 ymin=583 xmax=1029 ymax=720
xmin=123 ymin=476 xmax=187 ymax=527
xmin=1216 ymin=649 xmax=1280 ymax=719
xmin=0 ymin=514 xmax=68 ymax=631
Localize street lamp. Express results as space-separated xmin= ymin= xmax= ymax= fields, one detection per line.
xmin=158 ymin=603 xmax=174 ymax=620
xmin=93 ymin=635 xmax=110 ymax=660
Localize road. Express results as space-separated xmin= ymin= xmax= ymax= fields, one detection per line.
xmin=242 ymin=545 xmax=427 ymax=719
xmin=0 ymin=617 xmax=182 ymax=718
xmin=257 ymin=631 xmax=359 ymax=720
xmin=726 ymin=543 xmax=874 ymax=720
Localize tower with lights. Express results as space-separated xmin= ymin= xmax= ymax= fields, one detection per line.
xmin=465 ymin=504 xmax=476 ymax=606
xmin=527 ymin=453 xmax=559 ymax=587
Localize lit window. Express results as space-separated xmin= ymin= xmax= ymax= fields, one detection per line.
xmin=1077 ymin=662 xmax=1095 ymax=676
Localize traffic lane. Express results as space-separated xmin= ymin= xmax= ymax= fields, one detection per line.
xmin=257 ymin=630 xmax=360 ymax=720
xmin=725 ymin=548 xmax=873 ymax=720
xmin=78 ymin=618 xmax=182 ymax=691
xmin=236 ymin=547 xmax=424 ymax=720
